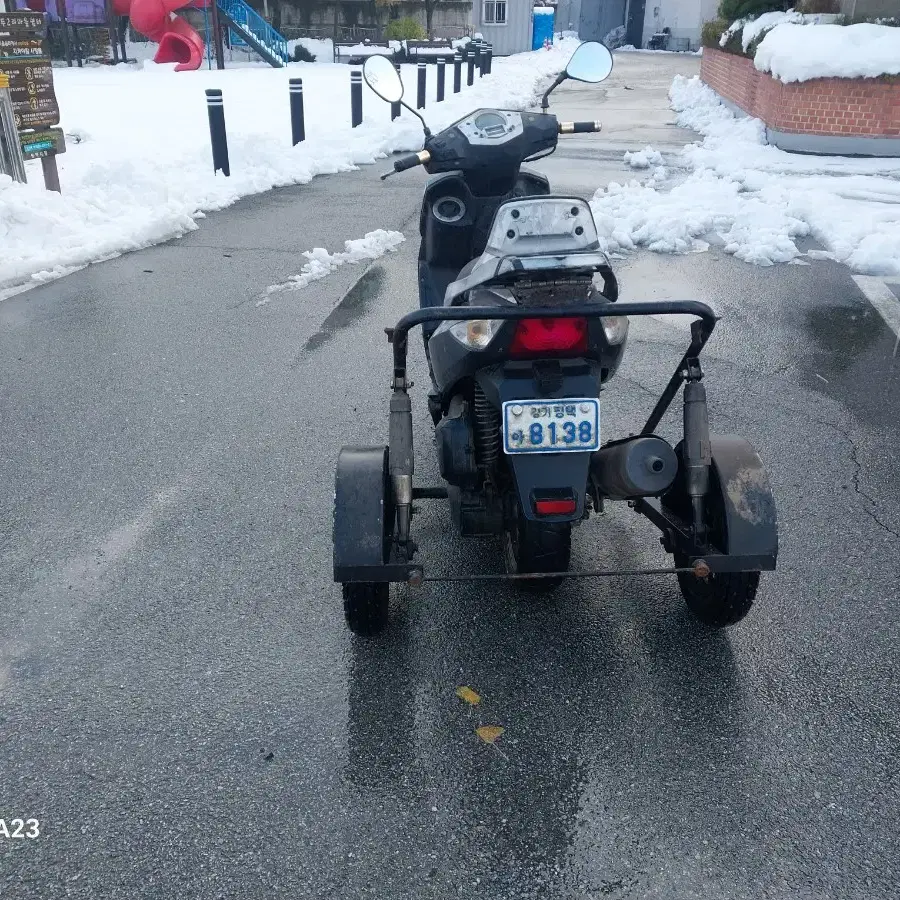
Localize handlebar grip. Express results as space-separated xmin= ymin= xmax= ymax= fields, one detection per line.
xmin=393 ymin=150 xmax=432 ymax=172
xmin=558 ymin=121 xmax=602 ymax=134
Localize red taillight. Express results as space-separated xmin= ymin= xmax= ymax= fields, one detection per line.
xmin=534 ymin=499 xmax=577 ymax=516
xmin=509 ymin=317 xmax=588 ymax=356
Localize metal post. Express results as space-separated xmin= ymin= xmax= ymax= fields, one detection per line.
xmin=351 ymin=69 xmax=363 ymax=127
xmin=484 ymin=43 xmax=492 ymax=75
xmin=0 ymin=75 xmax=27 ymax=184
xmin=466 ymin=46 xmax=475 ymax=86
xmin=436 ymin=56 xmax=445 ymax=102
xmin=105 ymin=0 xmax=119 ymax=64
xmin=205 ymin=88 xmax=230 ymax=176
xmin=209 ymin=0 xmax=225 ymax=70
xmin=289 ymin=77 xmax=305 ymax=144
xmin=391 ymin=63 xmax=401 ymax=120
xmin=41 ymin=156 xmax=61 ymax=193
xmin=475 ymin=41 xmax=483 ymax=77
xmin=73 ymin=25 xmax=83 ymax=67
xmin=118 ymin=16 xmax=128 ymax=64
xmin=59 ymin=4 xmax=72 ymax=67
xmin=453 ymin=52 xmax=461 ymax=93
xmin=416 ymin=60 xmax=426 ymax=110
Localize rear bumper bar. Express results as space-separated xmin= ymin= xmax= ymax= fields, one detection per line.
xmin=388 ymin=300 xmax=718 ymax=435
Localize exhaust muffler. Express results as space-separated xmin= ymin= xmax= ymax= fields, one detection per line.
xmin=590 ymin=436 xmax=678 ymax=500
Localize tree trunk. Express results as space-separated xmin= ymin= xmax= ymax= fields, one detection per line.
xmin=425 ymin=4 xmax=434 ymax=38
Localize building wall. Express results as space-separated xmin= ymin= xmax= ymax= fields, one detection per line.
xmin=274 ymin=2 xmax=472 ymax=38
xmin=839 ymin=0 xmax=900 ymax=18
xmin=472 ymin=0 xmax=533 ymax=54
xmin=639 ymin=0 xmax=716 ymax=49
xmin=554 ymin=0 xmax=582 ymax=33
xmin=578 ymin=0 xmax=626 ymax=42
xmin=701 ymin=46 xmax=900 ymax=138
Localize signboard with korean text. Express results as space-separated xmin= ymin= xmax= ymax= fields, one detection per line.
xmin=0 ymin=11 xmax=60 ymax=131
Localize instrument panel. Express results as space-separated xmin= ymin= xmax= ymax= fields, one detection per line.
xmin=455 ymin=110 xmax=524 ymax=146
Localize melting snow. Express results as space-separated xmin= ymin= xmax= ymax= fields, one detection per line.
xmin=590 ymin=76 xmax=900 ymax=274
xmin=261 ymin=229 xmax=404 ymax=302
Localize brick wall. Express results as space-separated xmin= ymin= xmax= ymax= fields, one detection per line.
xmin=700 ymin=47 xmax=900 ymax=139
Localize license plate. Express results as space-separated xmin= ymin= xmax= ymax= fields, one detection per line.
xmin=502 ymin=398 xmax=600 ymax=454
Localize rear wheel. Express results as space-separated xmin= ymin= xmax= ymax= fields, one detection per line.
xmin=503 ymin=510 xmax=571 ymax=592
xmin=664 ymin=465 xmax=757 ymax=628
xmin=342 ymin=583 xmax=389 ymax=636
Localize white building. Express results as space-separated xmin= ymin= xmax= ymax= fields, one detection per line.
xmin=472 ymin=0 xmax=540 ymax=55
xmin=637 ymin=0 xmax=719 ymax=50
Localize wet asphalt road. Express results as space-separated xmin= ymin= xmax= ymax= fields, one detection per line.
xmin=2 ymin=152 xmax=900 ymax=899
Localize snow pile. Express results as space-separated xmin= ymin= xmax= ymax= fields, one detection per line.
xmin=286 ymin=37 xmax=333 ymax=61
xmin=589 ymin=76 xmax=900 ymax=274
xmin=754 ymin=23 xmax=900 ymax=83
xmin=335 ymin=41 xmax=402 ymax=57
xmin=533 ymin=6 xmax=554 ymax=14
xmin=720 ymin=10 xmax=810 ymax=51
xmin=263 ymin=230 xmax=404 ymax=300
xmin=0 ymin=39 xmax=579 ymax=294
xmin=624 ymin=146 xmax=663 ymax=169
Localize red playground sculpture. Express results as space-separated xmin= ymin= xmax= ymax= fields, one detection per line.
xmin=113 ymin=0 xmax=206 ymax=71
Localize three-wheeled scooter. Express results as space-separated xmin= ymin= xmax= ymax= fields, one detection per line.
xmin=332 ymin=43 xmax=778 ymax=635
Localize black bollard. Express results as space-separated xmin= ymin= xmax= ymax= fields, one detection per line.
xmin=453 ymin=52 xmax=462 ymax=93
xmin=466 ymin=47 xmax=475 ymax=86
xmin=484 ymin=43 xmax=492 ymax=75
xmin=475 ymin=41 xmax=483 ymax=77
xmin=391 ymin=63 xmax=401 ymax=120
xmin=205 ymin=89 xmax=230 ymax=176
xmin=351 ymin=69 xmax=363 ymax=127
xmin=436 ymin=56 xmax=445 ymax=102
xmin=289 ymin=77 xmax=305 ymax=145
xmin=416 ymin=60 xmax=426 ymax=110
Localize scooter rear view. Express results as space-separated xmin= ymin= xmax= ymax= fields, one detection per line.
xmin=332 ymin=42 xmax=778 ymax=636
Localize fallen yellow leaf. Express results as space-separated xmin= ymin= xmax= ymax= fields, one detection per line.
xmin=456 ymin=686 xmax=481 ymax=706
xmin=476 ymin=725 xmax=505 ymax=745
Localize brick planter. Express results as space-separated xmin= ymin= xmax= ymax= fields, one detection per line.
xmin=700 ymin=46 xmax=900 ymax=156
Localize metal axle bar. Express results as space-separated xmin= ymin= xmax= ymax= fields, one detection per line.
xmin=424 ymin=563 xmax=708 ymax=583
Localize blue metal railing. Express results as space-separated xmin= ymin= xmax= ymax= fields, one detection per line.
xmin=217 ymin=0 xmax=291 ymax=66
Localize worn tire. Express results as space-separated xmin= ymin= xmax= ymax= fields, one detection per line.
xmin=343 ymin=583 xmax=389 ymax=636
xmin=674 ymin=564 xmax=758 ymax=628
xmin=504 ymin=514 xmax=572 ymax=592
xmin=664 ymin=461 xmax=758 ymax=628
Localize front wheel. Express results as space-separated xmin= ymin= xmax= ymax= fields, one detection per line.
xmin=503 ymin=511 xmax=571 ymax=592
xmin=343 ymin=583 xmax=389 ymax=636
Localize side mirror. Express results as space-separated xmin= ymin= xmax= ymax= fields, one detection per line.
xmin=540 ymin=41 xmax=614 ymax=109
xmin=363 ymin=55 xmax=404 ymax=103
xmin=565 ymin=41 xmax=614 ymax=84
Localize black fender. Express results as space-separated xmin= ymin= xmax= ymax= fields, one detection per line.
xmin=666 ymin=435 xmax=778 ymax=569
xmin=333 ymin=447 xmax=394 ymax=582
xmin=707 ymin=435 xmax=778 ymax=566
xmin=508 ymin=452 xmax=592 ymax=522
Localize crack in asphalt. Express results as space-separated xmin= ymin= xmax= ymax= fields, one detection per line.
xmin=820 ymin=420 xmax=900 ymax=544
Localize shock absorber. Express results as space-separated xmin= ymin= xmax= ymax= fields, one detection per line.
xmin=683 ymin=379 xmax=711 ymax=546
xmin=473 ymin=384 xmax=500 ymax=469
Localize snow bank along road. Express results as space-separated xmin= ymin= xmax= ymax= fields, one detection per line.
xmin=1 ymin=103 xmax=899 ymax=898
xmin=0 ymin=40 xmax=580 ymax=296
xmin=2 ymin=39 xmax=899 ymax=297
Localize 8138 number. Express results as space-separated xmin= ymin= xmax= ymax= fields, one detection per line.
xmin=529 ymin=421 xmax=593 ymax=446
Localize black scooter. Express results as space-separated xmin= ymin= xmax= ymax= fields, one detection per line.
xmin=333 ymin=43 xmax=777 ymax=635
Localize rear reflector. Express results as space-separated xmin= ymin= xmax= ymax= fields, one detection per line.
xmin=534 ymin=498 xmax=577 ymax=516
xmin=510 ymin=317 xmax=588 ymax=356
